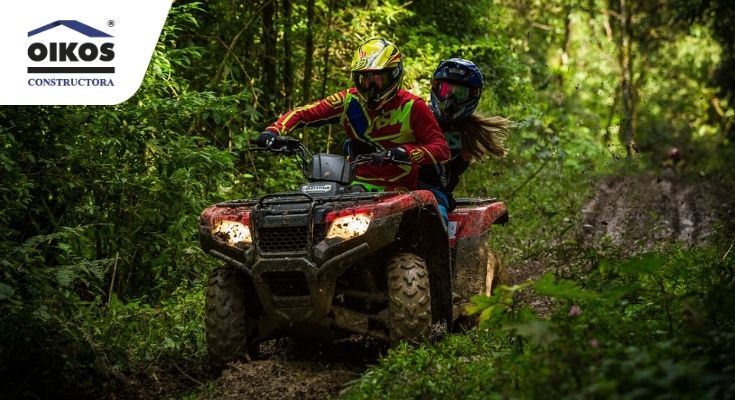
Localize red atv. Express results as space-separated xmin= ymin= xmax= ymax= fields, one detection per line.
xmin=199 ymin=137 xmax=507 ymax=367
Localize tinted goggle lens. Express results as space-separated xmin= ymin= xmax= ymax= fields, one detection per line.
xmin=435 ymin=81 xmax=473 ymax=103
xmin=355 ymin=70 xmax=394 ymax=91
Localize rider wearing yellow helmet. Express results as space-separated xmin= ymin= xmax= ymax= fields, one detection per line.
xmin=350 ymin=38 xmax=404 ymax=110
xmin=258 ymin=38 xmax=449 ymax=191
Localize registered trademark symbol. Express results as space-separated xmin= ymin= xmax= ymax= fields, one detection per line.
xmin=107 ymin=20 xmax=115 ymax=27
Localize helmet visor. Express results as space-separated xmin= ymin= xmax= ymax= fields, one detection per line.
xmin=354 ymin=70 xmax=397 ymax=92
xmin=434 ymin=81 xmax=475 ymax=104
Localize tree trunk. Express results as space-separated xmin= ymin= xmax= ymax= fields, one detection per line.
xmin=320 ymin=0 xmax=336 ymax=99
xmin=619 ymin=0 xmax=636 ymax=157
xmin=262 ymin=0 xmax=277 ymax=119
xmin=302 ymin=0 xmax=315 ymax=145
xmin=283 ymin=0 xmax=293 ymax=109
xmin=602 ymin=2 xmax=614 ymax=42
xmin=561 ymin=5 xmax=572 ymax=68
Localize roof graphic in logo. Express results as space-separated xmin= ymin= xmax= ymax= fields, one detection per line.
xmin=28 ymin=20 xmax=113 ymax=38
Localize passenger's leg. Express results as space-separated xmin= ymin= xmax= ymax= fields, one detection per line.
xmin=428 ymin=188 xmax=449 ymax=227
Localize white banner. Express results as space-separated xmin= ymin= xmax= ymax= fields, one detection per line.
xmin=0 ymin=0 xmax=172 ymax=105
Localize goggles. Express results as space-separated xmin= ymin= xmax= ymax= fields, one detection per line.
xmin=354 ymin=69 xmax=396 ymax=92
xmin=433 ymin=81 xmax=477 ymax=104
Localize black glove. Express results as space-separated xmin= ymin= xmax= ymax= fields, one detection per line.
xmin=386 ymin=146 xmax=409 ymax=162
xmin=256 ymin=131 xmax=278 ymax=149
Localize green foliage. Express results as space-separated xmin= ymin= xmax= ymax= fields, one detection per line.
xmin=0 ymin=3 xmax=238 ymax=396
xmin=345 ymin=334 xmax=511 ymax=400
xmin=398 ymin=0 xmax=533 ymax=109
xmin=534 ymin=272 xmax=598 ymax=301
xmin=467 ymin=281 xmax=535 ymax=329
xmin=343 ymin=246 xmax=735 ymax=399
xmin=100 ymin=285 xmax=206 ymax=368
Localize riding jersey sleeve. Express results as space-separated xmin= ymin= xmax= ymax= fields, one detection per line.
xmin=399 ymin=99 xmax=450 ymax=165
xmin=264 ymin=91 xmax=346 ymax=135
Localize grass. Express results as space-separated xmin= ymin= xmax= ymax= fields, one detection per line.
xmin=340 ymin=244 xmax=735 ymax=399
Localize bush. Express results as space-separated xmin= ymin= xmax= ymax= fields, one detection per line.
xmin=342 ymin=245 xmax=735 ymax=399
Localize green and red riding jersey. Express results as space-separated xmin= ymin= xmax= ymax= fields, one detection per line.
xmin=265 ymin=88 xmax=449 ymax=191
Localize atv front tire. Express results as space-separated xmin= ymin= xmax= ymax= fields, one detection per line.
xmin=386 ymin=253 xmax=432 ymax=343
xmin=205 ymin=268 xmax=253 ymax=369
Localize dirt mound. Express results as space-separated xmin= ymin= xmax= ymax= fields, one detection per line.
xmin=577 ymin=173 xmax=733 ymax=251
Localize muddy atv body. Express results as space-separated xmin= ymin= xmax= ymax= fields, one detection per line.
xmin=198 ymin=138 xmax=507 ymax=367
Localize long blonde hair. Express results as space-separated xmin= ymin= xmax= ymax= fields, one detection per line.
xmin=455 ymin=113 xmax=511 ymax=161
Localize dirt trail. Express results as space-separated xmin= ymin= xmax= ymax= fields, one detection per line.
xmin=577 ymin=173 xmax=732 ymax=250
xmin=505 ymin=173 xmax=733 ymax=315
xmin=198 ymin=338 xmax=382 ymax=400
xmin=187 ymin=173 xmax=733 ymax=400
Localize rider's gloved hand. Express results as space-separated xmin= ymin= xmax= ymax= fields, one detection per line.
xmin=386 ymin=146 xmax=409 ymax=162
xmin=256 ymin=131 xmax=279 ymax=149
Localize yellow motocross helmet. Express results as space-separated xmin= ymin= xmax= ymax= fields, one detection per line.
xmin=350 ymin=38 xmax=403 ymax=110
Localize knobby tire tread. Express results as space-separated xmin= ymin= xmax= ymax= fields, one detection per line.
xmin=387 ymin=253 xmax=432 ymax=342
xmin=205 ymin=268 xmax=248 ymax=369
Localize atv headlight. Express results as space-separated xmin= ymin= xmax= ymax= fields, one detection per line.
xmin=326 ymin=213 xmax=371 ymax=240
xmin=212 ymin=220 xmax=252 ymax=247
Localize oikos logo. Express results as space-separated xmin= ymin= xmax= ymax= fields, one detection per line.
xmin=0 ymin=0 xmax=172 ymax=105
xmin=28 ymin=41 xmax=114 ymax=63
xmin=27 ymin=20 xmax=115 ymax=77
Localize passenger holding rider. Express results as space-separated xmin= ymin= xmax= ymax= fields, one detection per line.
xmin=419 ymin=58 xmax=511 ymax=223
xmin=257 ymin=38 xmax=449 ymax=192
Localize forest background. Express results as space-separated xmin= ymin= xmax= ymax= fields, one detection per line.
xmin=1 ymin=0 xmax=734 ymax=398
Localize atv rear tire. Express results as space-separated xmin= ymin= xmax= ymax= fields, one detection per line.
xmin=387 ymin=253 xmax=432 ymax=343
xmin=205 ymin=268 xmax=252 ymax=369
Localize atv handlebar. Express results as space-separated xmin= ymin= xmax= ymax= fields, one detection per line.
xmin=249 ymin=137 xmax=412 ymax=167
xmin=249 ymin=136 xmax=306 ymax=156
xmin=350 ymin=152 xmax=412 ymax=167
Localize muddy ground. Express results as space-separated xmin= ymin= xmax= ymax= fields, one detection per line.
xmin=139 ymin=173 xmax=732 ymax=400
xmin=204 ymin=338 xmax=383 ymax=400
xmin=509 ymin=173 xmax=733 ymax=284
xmin=507 ymin=172 xmax=734 ymax=317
